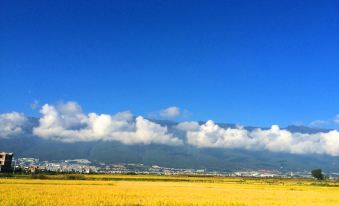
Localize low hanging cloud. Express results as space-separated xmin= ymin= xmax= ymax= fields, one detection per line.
xmin=177 ymin=120 xmax=339 ymax=156
xmin=0 ymin=112 xmax=28 ymax=138
xmin=33 ymin=102 xmax=182 ymax=145
xmin=2 ymin=101 xmax=339 ymax=156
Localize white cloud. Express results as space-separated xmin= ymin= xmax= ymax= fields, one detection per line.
xmin=309 ymin=114 xmax=339 ymax=127
xmin=33 ymin=102 xmax=182 ymax=145
xmin=310 ymin=120 xmax=328 ymax=127
xmin=334 ymin=115 xmax=339 ymax=124
xmin=3 ymin=101 xmax=339 ymax=156
xmin=177 ymin=120 xmax=339 ymax=156
xmin=0 ymin=112 xmax=27 ymax=138
xmin=159 ymin=106 xmax=181 ymax=117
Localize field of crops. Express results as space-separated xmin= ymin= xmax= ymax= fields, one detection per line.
xmin=1 ymin=175 xmax=339 ymax=206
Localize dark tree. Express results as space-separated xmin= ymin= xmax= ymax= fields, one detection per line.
xmin=311 ymin=169 xmax=324 ymax=180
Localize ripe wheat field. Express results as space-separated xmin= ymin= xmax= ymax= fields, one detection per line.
xmin=1 ymin=175 xmax=339 ymax=206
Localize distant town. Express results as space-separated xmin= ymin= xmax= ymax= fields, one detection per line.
xmin=0 ymin=152 xmax=337 ymax=179
xmin=11 ymin=157 xmax=319 ymax=178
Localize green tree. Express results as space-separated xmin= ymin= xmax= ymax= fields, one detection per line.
xmin=311 ymin=169 xmax=324 ymax=180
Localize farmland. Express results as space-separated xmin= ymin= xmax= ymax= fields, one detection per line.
xmin=1 ymin=175 xmax=339 ymax=205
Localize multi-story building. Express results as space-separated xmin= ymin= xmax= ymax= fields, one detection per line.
xmin=0 ymin=152 xmax=13 ymax=173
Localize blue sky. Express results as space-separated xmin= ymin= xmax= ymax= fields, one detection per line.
xmin=0 ymin=0 xmax=338 ymax=127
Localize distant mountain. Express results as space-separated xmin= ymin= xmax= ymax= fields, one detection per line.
xmin=1 ymin=117 xmax=338 ymax=172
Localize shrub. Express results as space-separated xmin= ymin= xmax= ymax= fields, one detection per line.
xmin=64 ymin=174 xmax=86 ymax=180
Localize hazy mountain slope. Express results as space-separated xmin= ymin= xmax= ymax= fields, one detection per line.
xmin=0 ymin=117 xmax=338 ymax=171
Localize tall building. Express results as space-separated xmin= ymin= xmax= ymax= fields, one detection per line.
xmin=0 ymin=152 xmax=13 ymax=173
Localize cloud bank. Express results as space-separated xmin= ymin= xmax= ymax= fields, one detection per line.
xmin=1 ymin=101 xmax=339 ymax=156
xmin=32 ymin=102 xmax=182 ymax=145
xmin=0 ymin=112 xmax=27 ymax=138
xmin=177 ymin=120 xmax=339 ymax=156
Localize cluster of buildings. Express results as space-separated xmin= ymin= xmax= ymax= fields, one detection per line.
xmin=14 ymin=159 xmax=205 ymax=175
xmin=15 ymin=158 xmax=98 ymax=173
xmin=1 ymin=151 xmax=338 ymax=179
xmin=1 ymin=154 xmax=301 ymax=177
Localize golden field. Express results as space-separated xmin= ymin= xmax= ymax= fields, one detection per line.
xmin=1 ymin=175 xmax=339 ymax=206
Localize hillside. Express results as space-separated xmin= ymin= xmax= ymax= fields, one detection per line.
xmin=1 ymin=117 xmax=338 ymax=172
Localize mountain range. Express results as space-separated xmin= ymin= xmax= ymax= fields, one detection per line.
xmin=1 ymin=117 xmax=338 ymax=172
